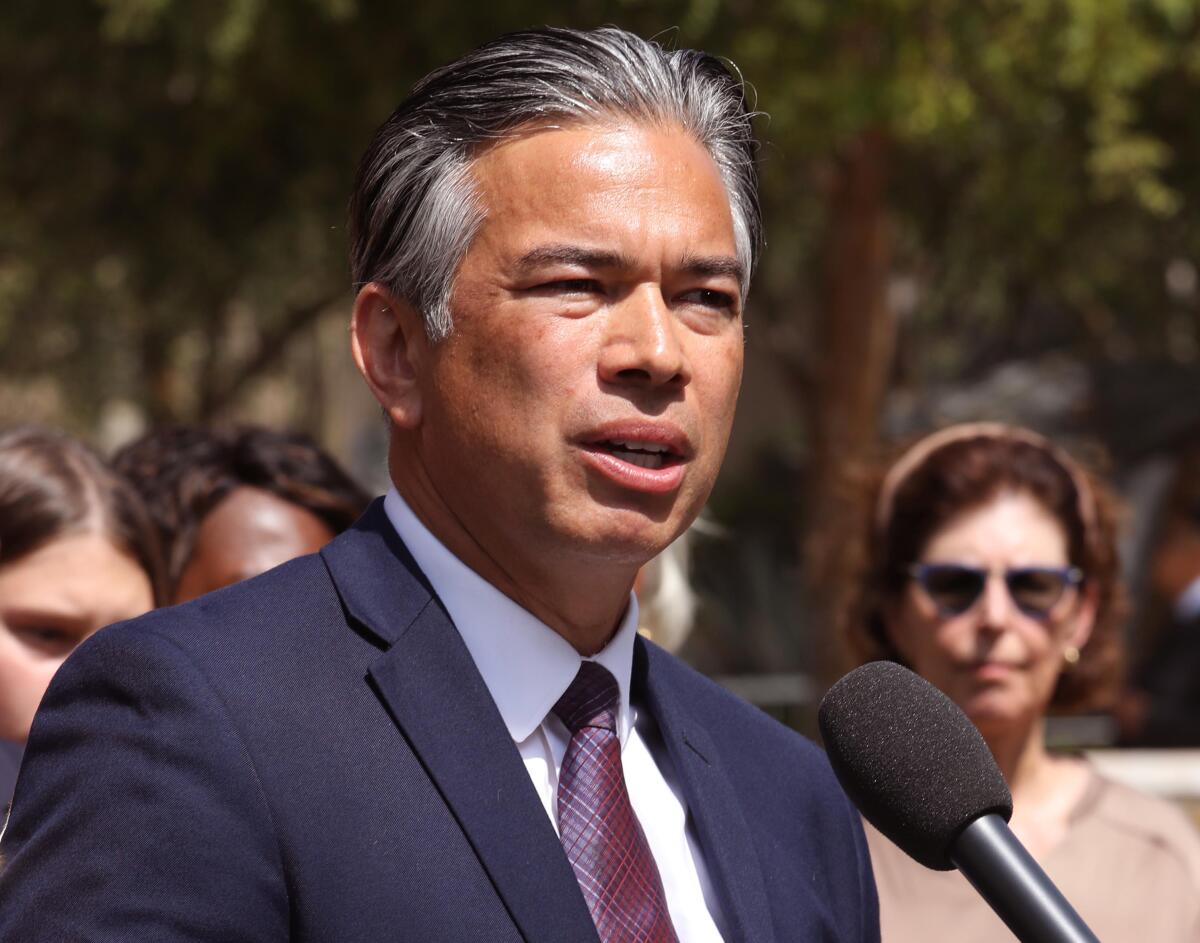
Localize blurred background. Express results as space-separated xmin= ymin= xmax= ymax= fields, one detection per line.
xmin=5 ymin=0 xmax=1200 ymax=751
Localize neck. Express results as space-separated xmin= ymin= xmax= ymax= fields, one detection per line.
xmin=981 ymin=714 xmax=1093 ymax=859
xmin=983 ymin=715 xmax=1048 ymax=794
xmin=981 ymin=714 xmax=1081 ymax=814
xmin=391 ymin=459 xmax=637 ymax=657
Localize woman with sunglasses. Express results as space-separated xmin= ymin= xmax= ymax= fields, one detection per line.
xmin=843 ymin=422 xmax=1200 ymax=942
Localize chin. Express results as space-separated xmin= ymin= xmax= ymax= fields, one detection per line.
xmin=582 ymin=528 xmax=677 ymax=566
xmin=960 ymin=692 xmax=1037 ymax=737
xmin=595 ymin=492 xmax=693 ymax=534
xmin=559 ymin=513 xmax=683 ymax=566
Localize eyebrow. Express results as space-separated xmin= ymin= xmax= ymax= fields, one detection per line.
xmin=514 ymin=245 xmax=631 ymax=273
xmin=514 ymin=244 xmax=745 ymax=289
xmin=1 ymin=606 xmax=91 ymax=628
xmin=678 ymin=253 xmax=745 ymax=289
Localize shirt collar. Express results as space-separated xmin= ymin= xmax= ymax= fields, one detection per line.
xmin=383 ymin=488 xmax=639 ymax=744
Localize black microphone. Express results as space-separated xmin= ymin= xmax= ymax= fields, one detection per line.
xmin=818 ymin=661 xmax=1100 ymax=943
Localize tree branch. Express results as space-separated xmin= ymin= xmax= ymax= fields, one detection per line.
xmin=199 ymin=292 xmax=345 ymax=420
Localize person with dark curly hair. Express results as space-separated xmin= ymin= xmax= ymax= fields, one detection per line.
xmin=0 ymin=425 xmax=165 ymax=807
xmin=113 ymin=425 xmax=370 ymax=603
xmin=844 ymin=422 xmax=1200 ymax=942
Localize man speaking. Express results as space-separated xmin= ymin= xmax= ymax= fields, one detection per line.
xmin=0 ymin=27 xmax=878 ymax=942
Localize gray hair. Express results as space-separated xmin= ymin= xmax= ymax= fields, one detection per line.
xmin=349 ymin=26 xmax=762 ymax=341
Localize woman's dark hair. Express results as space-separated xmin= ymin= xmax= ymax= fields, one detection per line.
xmin=843 ymin=426 xmax=1124 ymax=713
xmin=112 ymin=425 xmax=370 ymax=594
xmin=0 ymin=425 xmax=168 ymax=604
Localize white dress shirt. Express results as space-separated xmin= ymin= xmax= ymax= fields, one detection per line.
xmin=384 ymin=489 xmax=726 ymax=941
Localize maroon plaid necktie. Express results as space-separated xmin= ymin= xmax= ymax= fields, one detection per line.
xmin=553 ymin=661 xmax=679 ymax=943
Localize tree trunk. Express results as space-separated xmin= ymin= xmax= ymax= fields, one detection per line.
xmin=804 ymin=126 xmax=897 ymax=685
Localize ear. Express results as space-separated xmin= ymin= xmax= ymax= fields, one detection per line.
xmin=351 ymin=282 xmax=427 ymax=430
xmin=1065 ymin=581 xmax=1098 ymax=652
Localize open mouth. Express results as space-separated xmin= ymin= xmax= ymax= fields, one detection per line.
xmin=578 ymin=429 xmax=690 ymax=494
xmin=590 ymin=438 xmax=681 ymax=469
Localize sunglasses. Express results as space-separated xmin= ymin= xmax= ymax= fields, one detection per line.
xmin=907 ymin=563 xmax=1083 ymax=619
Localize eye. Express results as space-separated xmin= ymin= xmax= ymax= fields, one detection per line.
xmin=920 ymin=566 xmax=985 ymax=614
xmin=678 ymin=288 xmax=738 ymax=314
xmin=535 ymin=278 xmax=604 ymax=295
xmin=14 ymin=625 xmax=80 ymax=655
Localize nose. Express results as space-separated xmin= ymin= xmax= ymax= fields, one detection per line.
xmin=597 ymin=285 xmax=691 ymax=390
xmin=978 ymin=572 xmax=1015 ymax=628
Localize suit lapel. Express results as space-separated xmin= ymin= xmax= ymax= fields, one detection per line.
xmin=635 ymin=639 xmax=778 ymax=943
xmin=321 ymin=504 xmax=599 ymax=943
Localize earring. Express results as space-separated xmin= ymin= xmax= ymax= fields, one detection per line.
xmin=1063 ymin=645 xmax=1081 ymax=666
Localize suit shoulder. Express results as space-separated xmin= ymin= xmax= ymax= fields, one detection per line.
xmin=642 ymin=643 xmax=831 ymax=773
xmin=57 ymin=552 xmax=353 ymax=714
xmin=92 ymin=552 xmax=338 ymax=655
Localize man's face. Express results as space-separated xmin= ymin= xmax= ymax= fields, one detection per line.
xmin=412 ymin=122 xmax=744 ymax=568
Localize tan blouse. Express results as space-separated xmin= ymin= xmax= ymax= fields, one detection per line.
xmin=865 ymin=770 xmax=1200 ymax=942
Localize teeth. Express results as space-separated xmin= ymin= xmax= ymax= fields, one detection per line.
xmin=613 ymin=449 xmax=665 ymax=469
xmin=609 ymin=439 xmax=669 ymax=454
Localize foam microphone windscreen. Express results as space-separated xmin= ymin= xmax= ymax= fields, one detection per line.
xmin=818 ymin=661 xmax=1013 ymax=871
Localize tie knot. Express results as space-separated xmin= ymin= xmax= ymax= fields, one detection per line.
xmin=553 ymin=661 xmax=619 ymax=734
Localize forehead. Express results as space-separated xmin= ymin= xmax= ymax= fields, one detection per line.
xmin=195 ymin=487 xmax=331 ymax=553
xmin=923 ymin=490 xmax=1069 ymax=563
xmin=465 ymin=121 xmax=737 ymax=255
xmin=0 ymin=533 xmax=145 ymax=603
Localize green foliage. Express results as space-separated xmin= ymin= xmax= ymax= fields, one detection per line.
xmin=2 ymin=0 xmax=1200 ymax=427
xmin=715 ymin=0 xmax=1200 ymax=385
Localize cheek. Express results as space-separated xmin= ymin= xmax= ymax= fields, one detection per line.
xmin=908 ymin=627 xmax=958 ymax=672
xmin=692 ymin=339 xmax=743 ymax=438
xmin=447 ymin=322 xmax=589 ymax=438
xmin=0 ymin=638 xmax=63 ymax=739
xmin=1023 ymin=626 xmax=1066 ymax=679
xmin=701 ymin=334 xmax=743 ymax=388
xmin=886 ymin=593 xmax=944 ymax=658
xmin=465 ymin=313 xmax=566 ymax=385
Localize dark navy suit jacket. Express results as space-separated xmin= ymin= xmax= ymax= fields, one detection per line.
xmin=0 ymin=501 xmax=879 ymax=942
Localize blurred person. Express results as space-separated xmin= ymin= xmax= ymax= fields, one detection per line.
xmin=0 ymin=425 xmax=164 ymax=808
xmin=636 ymin=529 xmax=698 ymax=653
xmin=1119 ymin=457 xmax=1200 ymax=746
xmin=113 ymin=424 xmax=370 ymax=602
xmin=844 ymin=422 xmax=1200 ymax=941
xmin=0 ymin=27 xmax=878 ymax=942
